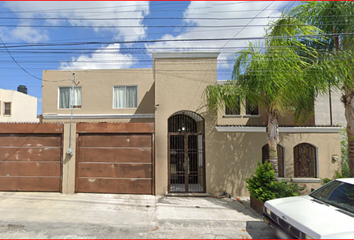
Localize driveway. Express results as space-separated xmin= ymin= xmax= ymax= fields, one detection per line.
xmin=0 ymin=192 xmax=276 ymax=239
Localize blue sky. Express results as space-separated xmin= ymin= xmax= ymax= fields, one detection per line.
xmin=0 ymin=1 xmax=293 ymax=114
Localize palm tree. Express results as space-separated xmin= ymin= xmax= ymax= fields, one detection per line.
xmin=204 ymin=16 xmax=326 ymax=177
xmin=290 ymin=1 xmax=354 ymax=177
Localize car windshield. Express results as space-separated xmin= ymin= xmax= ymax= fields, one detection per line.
xmin=310 ymin=180 xmax=354 ymax=214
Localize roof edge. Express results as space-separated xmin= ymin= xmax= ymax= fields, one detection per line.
xmin=153 ymin=52 xmax=220 ymax=59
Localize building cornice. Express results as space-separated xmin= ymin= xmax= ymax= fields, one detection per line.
xmin=42 ymin=113 xmax=155 ymax=120
xmin=153 ymin=52 xmax=220 ymax=59
xmin=215 ymin=126 xmax=342 ymax=133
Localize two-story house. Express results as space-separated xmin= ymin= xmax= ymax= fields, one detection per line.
xmin=41 ymin=52 xmax=341 ymax=196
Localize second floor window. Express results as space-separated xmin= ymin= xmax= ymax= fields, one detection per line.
xmin=4 ymin=102 xmax=11 ymax=116
xmin=113 ymin=86 xmax=137 ymax=108
xmin=225 ymin=97 xmax=240 ymax=115
xmin=246 ymin=98 xmax=259 ymax=115
xmin=59 ymin=87 xmax=82 ymax=109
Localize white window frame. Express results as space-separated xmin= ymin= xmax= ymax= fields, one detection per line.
xmin=58 ymin=86 xmax=82 ymax=109
xmin=113 ymin=85 xmax=138 ymax=109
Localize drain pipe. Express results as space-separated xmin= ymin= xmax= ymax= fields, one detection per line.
xmin=66 ymin=73 xmax=75 ymax=156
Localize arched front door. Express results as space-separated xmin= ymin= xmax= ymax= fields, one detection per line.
xmin=168 ymin=111 xmax=205 ymax=193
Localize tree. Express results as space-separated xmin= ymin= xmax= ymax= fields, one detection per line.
xmin=290 ymin=1 xmax=354 ymax=177
xmin=204 ymin=16 xmax=326 ymax=177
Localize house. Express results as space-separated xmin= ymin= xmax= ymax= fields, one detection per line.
xmin=39 ymin=52 xmax=341 ymax=196
xmin=0 ymin=86 xmax=38 ymax=122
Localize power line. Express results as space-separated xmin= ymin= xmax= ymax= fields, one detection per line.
xmin=4 ymin=23 xmax=352 ymax=29
xmin=3 ymin=32 xmax=353 ymax=49
xmin=0 ymin=37 xmax=71 ymax=83
xmin=0 ymin=16 xmax=285 ymax=21
xmin=1 ymin=14 xmax=353 ymax=21
xmin=0 ymin=24 xmax=306 ymax=28
xmin=0 ymin=3 xmax=285 ymax=15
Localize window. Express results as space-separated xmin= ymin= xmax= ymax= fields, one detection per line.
xmin=113 ymin=86 xmax=137 ymax=108
xmin=225 ymin=97 xmax=240 ymax=115
xmin=4 ymin=102 xmax=11 ymax=116
xmin=262 ymin=144 xmax=284 ymax=177
xmin=246 ymin=98 xmax=259 ymax=115
xmin=294 ymin=143 xmax=316 ymax=178
xmin=59 ymin=87 xmax=82 ymax=109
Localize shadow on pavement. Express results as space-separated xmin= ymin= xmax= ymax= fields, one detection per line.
xmin=246 ymin=221 xmax=277 ymax=239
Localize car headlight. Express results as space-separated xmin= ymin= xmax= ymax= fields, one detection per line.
xmin=264 ymin=207 xmax=271 ymax=215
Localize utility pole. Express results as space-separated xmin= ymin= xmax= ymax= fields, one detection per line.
xmin=67 ymin=72 xmax=75 ymax=155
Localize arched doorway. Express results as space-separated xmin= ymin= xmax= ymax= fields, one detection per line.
xmin=168 ymin=111 xmax=205 ymax=193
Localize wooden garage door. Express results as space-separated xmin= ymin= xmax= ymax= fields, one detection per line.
xmin=76 ymin=123 xmax=154 ymax=194
xmin=0 ymin=124 xmax=63 ymax=192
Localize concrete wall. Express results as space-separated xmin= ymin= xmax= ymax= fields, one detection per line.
xmin=315 ymin=88 xmax=345 ymax=126
xmin=0 ymin=89 xmax=38 ymax=122
xmin=42 ymin=69 xmax=155 ymax=122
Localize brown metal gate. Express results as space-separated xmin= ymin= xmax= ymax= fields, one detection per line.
xmin=0 ymin=123 xmax=63 ymax=192
xmin=76 ymin=123 xmax=154 ymax=194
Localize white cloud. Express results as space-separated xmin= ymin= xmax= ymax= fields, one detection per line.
xmin=59 ymin=43 xmax=136 ymax=70
xmin=146 ymin=1 xmax=286 ymax=69
xmin=10 ymin=26 xmax=49 ymax=43
xmin=2 ymin=1 xmax=149 ymax=42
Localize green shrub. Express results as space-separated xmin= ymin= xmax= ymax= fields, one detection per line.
xmin=321 ymin=177 xmax=332 ymax=185
xmin=246 ymin=162 xmax=307 ymax=202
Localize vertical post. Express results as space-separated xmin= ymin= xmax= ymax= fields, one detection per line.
xmin=329 ymin=86 xmax=333 ymax=126
xmin=184 ymin=133 xmax=188 ymax=193
xmin=69 ymin=73 xmax=75 ymax=149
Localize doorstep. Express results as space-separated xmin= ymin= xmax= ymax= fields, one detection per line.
xmin=165 ymin=193 xmax=210 ymax=197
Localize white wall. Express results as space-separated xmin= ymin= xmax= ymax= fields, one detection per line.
xmin=0 ymin=89 xmax=38 ymax=122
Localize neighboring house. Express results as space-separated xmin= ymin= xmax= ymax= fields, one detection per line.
xmin=0 ymin=86 xmax=38 ymax=122
xmin=40 ymin=52 xmax=341 ymax=197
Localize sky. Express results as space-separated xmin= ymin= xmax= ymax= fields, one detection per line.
xmin=0 ymin=1 xmax=296 ymax=114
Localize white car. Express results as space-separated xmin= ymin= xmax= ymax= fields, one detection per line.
xmin=263 ymin=178 xmax=354 ymax=239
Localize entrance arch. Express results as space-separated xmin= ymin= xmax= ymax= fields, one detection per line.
xmin=168 ymin=111 xmax=205 ymax=193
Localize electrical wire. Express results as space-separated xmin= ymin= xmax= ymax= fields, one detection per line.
xmin=0 ymin=37 xmax=71 ymax=83
xmin=2 ymin=32 xmax=352 ymax=49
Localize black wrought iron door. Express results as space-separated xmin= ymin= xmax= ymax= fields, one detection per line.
xmin=169 ymin=133 xmax=205 ymax=193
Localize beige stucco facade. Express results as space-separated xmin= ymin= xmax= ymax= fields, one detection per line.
xmin=42 ymin=68 xmax=155 ymax=121
xmin=153 ymin=54 xmax=219 ymax=195
xmin=0 ymin=88 xmax=38 ymax=122
xmin=42 ymin=53 xmax=342 ymax=197
xmin=206 ymin=130 xmax=341 ymax=196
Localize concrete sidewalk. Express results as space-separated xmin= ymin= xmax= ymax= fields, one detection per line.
xmin=0 ymin=192 xmax=276 ymax=239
